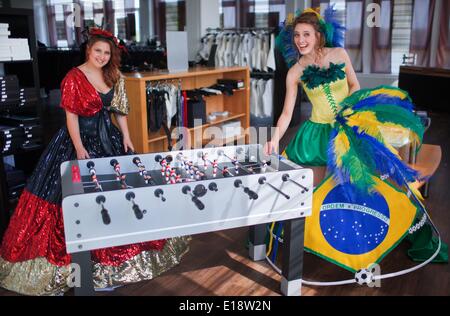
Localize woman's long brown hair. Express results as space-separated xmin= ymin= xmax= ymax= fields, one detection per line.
xmin=85 ymin=37 xmax=121 ymax=88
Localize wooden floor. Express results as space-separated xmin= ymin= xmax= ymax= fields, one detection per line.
xmin=0 ymin=103 xmax=449 ymax=296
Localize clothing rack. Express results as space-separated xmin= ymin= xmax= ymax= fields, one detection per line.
xmin=145 ymin=78 xmax=183 ymax=151
xmin=145 ymin=78 xmax=181 ymax=91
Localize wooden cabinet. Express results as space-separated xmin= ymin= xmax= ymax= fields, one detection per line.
xmin=123 ymin=66 xmax=250 ymax=153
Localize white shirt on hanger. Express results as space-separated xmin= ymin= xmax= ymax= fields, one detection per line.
xmin=261 ymin=79 xmax=274 ymax=118
xmin=261 ymin=33 xmax=270 ymax=72
xmin=250 ymin=79 xmax=259 ymax=117
xmin=267 ymin=33 xmax=276 ymax=71
xmin=166 ymin=84 xmax=178 ymax=129
xmin=256 ymin=79 xmax=267 ymax=117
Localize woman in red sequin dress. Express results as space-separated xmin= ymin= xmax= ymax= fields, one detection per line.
xmin=0 ymin=29 xmax=190 ymax=296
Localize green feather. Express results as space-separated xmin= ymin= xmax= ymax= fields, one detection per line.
xmin=339 ymin=89 xmax=372 ymax=110
xmin=371 ymin=106 xmax=425 ymax=142
xmin=338 ymin=126 xmax=377 ymax=192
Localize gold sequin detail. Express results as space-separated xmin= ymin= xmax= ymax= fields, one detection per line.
xmin=109 ymin=76 xmax=130 ymax=115
xmin=0 ymin=236 xmax=190 ymax=296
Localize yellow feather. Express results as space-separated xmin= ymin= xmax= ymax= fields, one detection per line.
xmin=303 ymin=8 xmax=322 ymax=19
xmin=409 ymin=184 xmax=425 ymax=202
xmin=334 ymin=131 xmax=350 ymax=168
xmin=346 ymin=112 xmax=382 ymax=140
xmin=345 ymin=112 xmax=406 ymax=157
xmin=370 ymin=87 xmax=408 ymax=99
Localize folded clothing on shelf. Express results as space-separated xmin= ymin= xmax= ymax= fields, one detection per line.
xmin=0 ymin=114 xmax=40 ymax=127
xmin=0 ymin=116 xmax=42 ymax=154
xmin=217 ymin=79 xmax=245 ymax=89
xmin=187 ymin=97 xmax=207 ymax=128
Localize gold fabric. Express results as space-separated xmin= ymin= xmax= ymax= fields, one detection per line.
xmin=0 ymin=236 xmax=190 ymax=296
xmin=109 ymin=76 xmax=130 ymax=115
xmin=302 ymin=74 xmax=349 ymax=124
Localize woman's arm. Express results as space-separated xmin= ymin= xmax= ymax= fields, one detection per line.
xmin=264 ymin=66 xmax=300 ymax=155
xmin=66 ymin=110 xmax=90 ymax=159
xmin=339 ymin=48 xmax=360 ymax=95
xmin=114 ymin=113 xmax=135 ymax=153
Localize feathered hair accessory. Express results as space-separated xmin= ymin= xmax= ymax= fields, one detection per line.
xmin=87 ymin=27 xmax=128 ymax=53
xmin=276 ymin=4 xmax=345 ymax=68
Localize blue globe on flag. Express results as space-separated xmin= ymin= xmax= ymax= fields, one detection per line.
xmin=319 ymin=185 xmax=390 ymax=255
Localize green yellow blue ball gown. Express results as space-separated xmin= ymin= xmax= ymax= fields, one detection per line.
xmin=269 ymin=61 xmax=448 ymax=274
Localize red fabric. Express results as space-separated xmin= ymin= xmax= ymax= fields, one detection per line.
xmin=1 ymin=190 xmax=166 ymax=267
xmin=60 ymin=68 xmax=103 ymax=117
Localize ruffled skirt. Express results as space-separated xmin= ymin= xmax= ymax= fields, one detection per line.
xmin=284 ymin=120 xmax=332 ymax=166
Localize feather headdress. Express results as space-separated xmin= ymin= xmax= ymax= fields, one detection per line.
xmin=275 ymin=4 xmax=345 ymax=68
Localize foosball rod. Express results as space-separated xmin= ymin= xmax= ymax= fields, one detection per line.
xmin=258 ymin=176 xmax=290 ymax=199
xmin=282 ymin=174 xmax=309 ymax=192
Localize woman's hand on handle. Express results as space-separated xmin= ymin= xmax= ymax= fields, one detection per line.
xmin=123 ymin=136 xmax=135 ymax=153
xmin=264 ymin=140 xmax=279 ymax=156
xmin=75 ymin=146 xmax=90 ymax=160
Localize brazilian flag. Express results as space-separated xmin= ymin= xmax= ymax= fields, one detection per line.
xmin=305 ymin=176 xmax=419 ymax=272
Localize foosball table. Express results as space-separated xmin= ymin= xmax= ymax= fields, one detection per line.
xmin=61 ymin=144 xmax=313 ymax=296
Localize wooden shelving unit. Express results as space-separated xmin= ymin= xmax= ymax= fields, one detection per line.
xmin=123 ymin=66 xmax=250 ymax=153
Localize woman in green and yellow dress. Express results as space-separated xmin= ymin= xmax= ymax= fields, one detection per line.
xmin=265 ymin=10 xmax=359 ymax=168
xmin=264 ymin=7 xmax=447 ymax=278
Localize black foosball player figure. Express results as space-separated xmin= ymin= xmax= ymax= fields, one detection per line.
xmin=0 ymin=27 xmax=190 ymax=296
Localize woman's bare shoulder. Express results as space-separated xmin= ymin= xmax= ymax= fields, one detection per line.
xmin=328 ymin=47 xmax=348 ymax=61
xmin=287 ymin=62 xmax=304 ymax=84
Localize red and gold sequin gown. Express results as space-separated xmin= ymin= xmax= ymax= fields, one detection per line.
xmin=0 ymin=68 xmax=190 ymax=295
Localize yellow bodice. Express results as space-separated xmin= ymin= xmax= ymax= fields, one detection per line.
xmin=300 ymin=63 xmax=349 ymax=124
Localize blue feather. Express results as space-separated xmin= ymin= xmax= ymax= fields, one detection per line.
xmin=353 ymin=128 xmax=421 ymax=186
xmin=275 ymin=23 xmax=298 ymax=68
xmin=323 ymin=4 xmax=345 ymax=48
xmin=350 ymin=95 xmax=414 ymax=112
xmin=327 ymin=127 xmax=358 ymax=201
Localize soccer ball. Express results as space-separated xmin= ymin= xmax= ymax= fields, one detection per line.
xmin=355 ymin=269 xmax=374 ymax=285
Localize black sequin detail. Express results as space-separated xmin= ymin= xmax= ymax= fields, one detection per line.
xmin=26 ymin=88 xmax=126 ymax=204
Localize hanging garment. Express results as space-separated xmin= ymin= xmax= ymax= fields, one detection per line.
xmin=250 ymin=79 xmax=259 ymax=117
xmin=256 ymin=79 xmax=267 ymax=117
xmin=166 ymin=84 xmax=178 ymax=129
xmin=261 ymin=78 xmax=274 ymax=117
xmin=267 ymin=33 xmax=276 ymax=71
xmin=262 ymin=33 xmax=271 ymax=72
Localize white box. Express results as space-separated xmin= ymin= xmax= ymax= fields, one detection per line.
xmin=166 ymin=31 xmax=188 ymax=73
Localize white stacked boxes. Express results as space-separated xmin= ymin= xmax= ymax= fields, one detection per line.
xmin=0 ymin=23 xmax=31 ymax=61
xmin=9 ymin=38 xmax=31 ymax=61
xmin=0 ymin=23 xmax=11 ymax=61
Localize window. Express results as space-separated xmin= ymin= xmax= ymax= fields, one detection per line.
xmin=391 ymin=0 xmax=413 ymax=73
xmin=314 ymin=0 xmax=413 ymax=74
xmin=47 ymin=0 xmax=141 ymax=48
xmin=220 ymin=0 xmax=237 ymax=28
xmin=112 ymin=0 xmax=141 ymax=42
xmin=219 ymin=0 xmax=285 ymax=29
xmin=153 ymin=0 xmax=186 ymax=44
